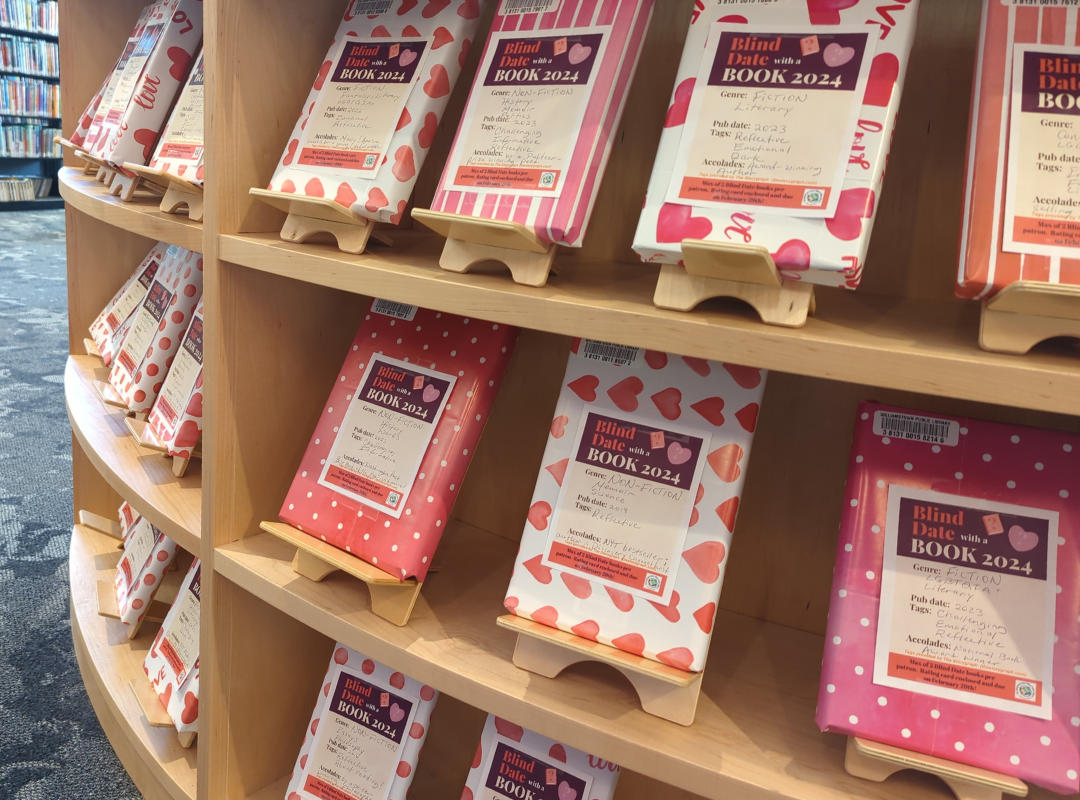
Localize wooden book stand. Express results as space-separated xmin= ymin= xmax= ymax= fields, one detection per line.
xmin=96 ymin=580 xmax=169 ymax=624
xmin=979 ymin=281 xmax=1080 ymax=354
xmin=93 ymin=379 xmax=130 ymax=412
xmin=79 ymin=509 xmax=123 ymax=542
xmin=249 ymin=188 xmax=392 ymax=254
xmin=73 ymin=149 xmax=115 ymax=184
xmin=123 ymin=163 xmax=204 ymax=221
xmin=107 ymin=168 xmax=158 ymax=202
xmin=845 ymin=737 xmax=1027 ymax=800
xmin=654 ymin=239 xmax=816 ymax=327
xmin=55 ymin=136 xmax=97 ymax=175
xmin=84 ymin=338 xmax=102 ymax=359
xmin=260 ymin=521 xmax=422 ymax=626
xmin=496 ymin=615 xmax=702 ymax=726
xmin=412 ymin=208 xmax=558 ymax=288
xmin=129 ymin=678 xmax=197 ymax=748
xmin=124 ymin=416 xmax=200 ymax=478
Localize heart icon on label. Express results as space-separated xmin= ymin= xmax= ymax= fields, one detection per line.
xmin=389 ymin=703 xmax=405 ymax=722
xmin=822 ymin=42 xmax=855 ymax=67
xmin=399 ymin=48 xmax=417 ymax=67
xmin=558 ymin=781 xmax=578 ymax=800
xmin=668 ymin=442 xmax=692 ymax=465
xmin=568 ymin=43 xmax=592 ymax=65
xmin=422 ymin=384 xmax=440 ymax=403
xmin=1008 ymin=525 xmax=1039 ymax=553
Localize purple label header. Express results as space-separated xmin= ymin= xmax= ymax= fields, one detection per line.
xmin=1021 ymin=49 xmax=1080 ymax=116
xmin=484 ymin=33 xmax=603 ymax=87
xmin=333 ymin=39 xmax=428 ymax=85
xmin=329 ymin=671 xmax=412 ymax=745
xmin=144 ymin=281 xmax=172 ymax=323
xmin=573 ymin=412 xmax=702 ymax=489
xmin=710 ymin=31 xmax=868 ymax=91
xmin=360 ymin=357 xmax=450 ymax=423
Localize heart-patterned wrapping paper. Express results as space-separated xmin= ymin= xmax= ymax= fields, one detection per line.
xmin=114 ymin=518 xmax=179 ymax=631
xmin=957 ymin=1 xmax=1080 ymax=299
xmin=632 ymin=0 xmax=920 ymax=289
xmin=504 ymin=340 xmax=766 ymax=672
xmin=144 ymin=559 xmax=201 ymax=737
xmin=285 ymin=645 xmax=437 ymax=800
xmin=148 ymin=298 xmax=204 ymax=459
xmin=90 ymin=241 xmax=170 ymax=360
xmin=461 ymin=714 xmax=620 ymax=800
xmin=67 ymin=70 xmax=112 ymax=150
xmin=264 ymin=0 xmax=487 ymax=225
xmin=279 ymin=300 xmax=518 ymax=582
xmin=148 ymin=48 xmax=205 ymax=185
xmin=426 ymin=0 xmax=655 ymax=248
xmin=818 ymin=402 xmax=1080 ymax=793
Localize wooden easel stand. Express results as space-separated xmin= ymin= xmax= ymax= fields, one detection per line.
xmin=979 ymin=281 xmax=1080 ymax=354
xmin=124 ymin=416 xmax=199 ymax=478
xmin=249 ymin=188 xmax=390 ymax=254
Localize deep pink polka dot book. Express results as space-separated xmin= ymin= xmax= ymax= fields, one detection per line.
xmin=279 ymin=299 xmax=518 ymax=581
xmin=817 ymin=402 xmax=1080 ymax=793
xmin=285 ymin=645 xmax=437 ymax=800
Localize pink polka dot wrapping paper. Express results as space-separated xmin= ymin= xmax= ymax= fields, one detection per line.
xmin=108 ymin=248 xmax=204 ymax=416
xmin=147 ymin=48 xmax=205 ymax=186
xmin=148 ymin=298 xmax=204 ymax=460
xmin=81 ymin=5 xmax=153 ymax=152
xmin=279 ymin=300 xmax=518 ymax=582
xmin=817 ymin=402 xmax=1080 ymax=794
xmin=264 ymin=0 xmax=487 ymax=224
xmin=631 ymin=0 xmax=919 ymax=289
xmin=461 ymin=714 xmax=621 ymax=800
xmin=114 ymin=520 xmax=179 ymax=631
xmin=144 ymin=559 xmax=201 ymax=736
xmin=426 ymin=0 xmax=655 ymax=248
xmin=504 ymin=341 xmax=766 ymax=672
xmin=90 ymin=242 xmax=170 ymax=360
xmin=285 ymin=645 xmax=437 ymax=800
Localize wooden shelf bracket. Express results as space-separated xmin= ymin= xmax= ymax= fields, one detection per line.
xmin=496 ymin=614 xmax=702 ymax=726
xmin=654 ymin=239 xmax=816 ymax=328
xmin=249 ymin=188 xmax=391 ymax=254
xmin=979 ymin=281 xmax=1080 ymax=354
xmin=123 ymin=163 xmax=204 ymax=222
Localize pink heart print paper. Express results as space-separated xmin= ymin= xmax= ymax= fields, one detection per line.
xmin=817 ymin=402 xmax=1080 ymax=794
xmin=147 ymin=48 xmax=205 ymax=185
xmin=109 ymin=247 xmax=204 ymax=415
xmin=956 ymin=1 xmax=1080 ymax=299
xmin=264 ymin=0 xmax=487 ymax=224
xmin=285 ymin=645 xmax=437 ymax=800
xmin=504 ymin=340 xmax=766 ymax=672
xmin=279 ymin=299 xmax=518 ymax=582
xmin=425 ymin=0 xmax=655 ymax=248
xmin=148 ymin=297 xmax=204 ymax=459
xmin=460 ymin=714 xmax=620 ymax=800
xmin=633 ymin=0 xmax=920 ymax=289
xmin=90 ymin=241 xmax=169 ymax=361
xmin=114 ymin=518 xmax=179 ymax=630
xmin=144 ymin=559 xmax=201 ymax=738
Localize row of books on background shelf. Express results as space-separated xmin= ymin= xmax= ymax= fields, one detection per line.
xmin=0 ymin=34 xmax=57 ymax=76
xmin=0 ymin=74 xmax=57 ymax=116
xmin=0 ymin=175 xmax=51 ymax=200
xmin=0 ymin=0 xmax=57 ymax=35
xmin=1 ymin=117 xmax=60 ymax=156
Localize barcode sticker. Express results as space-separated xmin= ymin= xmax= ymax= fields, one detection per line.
xmin=581 ymin=339 xmax=641 ymax=368
xmin=873 ymin=411 xmax=960 ymax=447
xmin=371 ymin=299 xmax=418 ymax=321
xmin=501 ymin=0 xmax=562 ymax=14
xmin=350 ymin=0 xmax=393 ymax=15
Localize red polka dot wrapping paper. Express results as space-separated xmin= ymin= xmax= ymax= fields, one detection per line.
xmin=118 ymin=501 xmax=140 ymax=545
xmin=285 ymin=644 xmax=437 ymax=800
xmin=817 ymin=402 xmax=1080 ymax=793
xmin=108 ymin=247 xmax=204 ymax=416
xmin=279 ymin=302 xmax=518 ymax=582
xmin=67 ymin=69 xmax=110 ymax=149
xmin=631 ymin=0 xmax=919 ymax=289
xmin=114 ymin=519 xmax=179 ymax=631
xmin=144 ymin=559 xmax=201 ymax=736
xmin=460 ymin=714 xmax=620 ymax=800
xmin=90 ymin=241 xmax=170 ymax=362
xmin=265 ymin=0 xmax=486 ymax=224
xmin=148 ymin=298 xmax=204 ymax=459
xmin=428 ymin=0 xmax=654 ymax=248
xmin=93 ymin=0 xmax=204 ymax=170
xmin=79 ymin=5 xmax=152 ymax=151
xmin=504 ymin=342 xmax=766 ymax=672
xmin=148 ymin=48 xmax=205 ymax=186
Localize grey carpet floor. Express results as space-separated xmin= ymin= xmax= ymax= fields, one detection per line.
xmin=0 ymin=210 xmax=140 ymax=799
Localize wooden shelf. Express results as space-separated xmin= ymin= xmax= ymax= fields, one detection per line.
xmin=219 ymin=232 xmax=1080 ymax=416
xmin=216 ymin=520 xmax=987 ymax=800
xmin=66 ymin=354 xmax=200 ymax=552
xmin=58 ymin=167 xmax=203 ymax=251
xmin=70 ymin=522 xmax=197 ymax=800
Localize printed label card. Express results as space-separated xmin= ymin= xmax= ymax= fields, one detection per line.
xmin=505 ymin=340 xmax=766 ymax=672
xmin=149 ymin=298 xmax=204 ymax=459
xmin=668 ymin=25 xmax=875 ymax=217
xmin=145 ymin=559 xmax=201 ymax=735
xmin=816 ymin=402 xmax=1080 ymax=794
xmin=286 ymin=645 xmax=437 ymax=800
xmin=90 ymin=242 xmax=169 ymax=356
xmin=150 ymin=48 xmax=205 ymax=184
xmin=114 ymin=519 xmax=179 ymax=631
xmin=460 ymin=715 xmax=620 ymax=800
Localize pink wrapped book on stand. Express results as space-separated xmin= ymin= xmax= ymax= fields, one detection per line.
xmin=504 ymin=339 xmax=765 ymax=671
xmin=147 ymin=48 xmax=205 ymax=185
xmin=81 ymin=5 xmax=152 ymax=152
xmin=817 ymin=402 xmax=1080 ymax=794
xmin=144 ymin=559 xmax=201 ymax=742
xmin=425 ymin=0 xmax=655 ymax=247
xmin=148 ymin=298 xmax=204 ymax=460
xmin=114 ymin=517 xmax=179 ymax=632
xmin=278 ymin=299 xmax=518 ymax=582
xmin=89 ymin=242 xmax=168 ymax=359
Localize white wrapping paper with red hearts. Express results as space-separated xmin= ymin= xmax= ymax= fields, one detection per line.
xmin=263 ymin=0 xmax=485 ymax=225
xmin=504 ymin=340 xmax=766 ymax=672
xmin=114 ymin=518 xmax=179 ymax=631
xmin=632 ymin=0 xmax=919 ymax=289
xmin=285 ymin=644 xmax=437 ymax=800
xmin=461 ymin=714 xmax=620 ymax=800
xmin=102 ymin=314 xmax=133 ymax=369
xmin=426 ymin=0 xmax=654 ymax=248
xmin=83 ymin=4 xmax=155 ymax=152
xmin=89 ymin=241 xmax=169 ymax=358
xmin=68 ymin=71 xmax=111 ymax=149
xmin=145 ymin=559 xmax=201 ymax=736
xmin=279 ymin=299 xmax=518 ymax=582
xmin=109 ymin=248 xmax=204 ymax=415
xmin=148 ymin=48 xmax=205 ymax=185
xmin=118 ymin=501 xmax=141 ymax=544
xmin=148 ymin=298 xmax=203 ymax=459
xmin=818 ymin=403 xmax=1080 ymax=794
